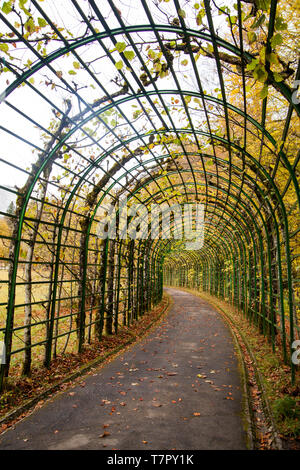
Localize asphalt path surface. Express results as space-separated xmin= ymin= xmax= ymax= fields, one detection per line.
xmin=0 ymin=288 xmax=247 ymax=450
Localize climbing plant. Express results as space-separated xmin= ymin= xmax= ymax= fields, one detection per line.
xmin=0 ymin=0 xmax=299 ymax=391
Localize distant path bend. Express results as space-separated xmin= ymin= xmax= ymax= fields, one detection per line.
xmin=0 ymin=288 xmax=248 ymax=450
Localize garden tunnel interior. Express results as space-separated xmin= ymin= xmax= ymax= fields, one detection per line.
xmin=0 ymin=0 xmax=299 ymax=391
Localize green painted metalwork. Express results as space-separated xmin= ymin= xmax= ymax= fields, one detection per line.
xmin=0 ymin=0 xmax=298 ymax=392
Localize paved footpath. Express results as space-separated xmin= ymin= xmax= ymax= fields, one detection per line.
xmin=0 ymin=288 xmax=247 ymax=450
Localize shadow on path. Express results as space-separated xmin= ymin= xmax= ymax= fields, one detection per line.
xmin=0 ymin=288 xmax=247 ymax=450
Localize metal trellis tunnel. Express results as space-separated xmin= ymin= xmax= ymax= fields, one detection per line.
xmin=0 ymin=0 xmax=299 ymax=391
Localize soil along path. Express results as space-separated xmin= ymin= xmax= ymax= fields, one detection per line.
xmin=0 ymin=288 xmax=248 ymax=450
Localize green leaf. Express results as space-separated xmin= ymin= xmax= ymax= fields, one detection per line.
xmin=0 ymin=43 xmax=9 ymax=53
xmin=267 ymin=52 xmax=279 ymax=65
xmin=73 ymin=61 xmax=80 ymax=69
xmin=154 ymin=61 xmax=162 ymax=73
xmin=275 ymin=16 xmax=287 ymax=31
xmin=246 ymin=58 xmax=259 ymax=71
xmin=25 ymin=17 xmax=35 ymax=33
xmin=115 ymin=42 xmax=126 ymax=53
xmin=133 ymin=109 xmax=142 ymax=119
xmin=2 ymin=1 xmax=12 ymax=14
xmin=196 ymin=9 xmax=205 ymax=26
xmin=178 ymin=8 xmax=186 ymax=18
xmin=207 ymin=44 xmax=214 ymax=54
xmin=251 ymin=13 xmax=266 ymax=29
xmin=38 ymin=17 xmax=47 ymax=27
xmin=247 ymin=31 xmax=257 ymax=44
xmin=273 ymin=71 xmax=283 ymax=82
xmin=218 ymin=6 xmax=229 ymax=14
xmin=270 ymin=33 xmax=283 ymax=48
xmin=123 ymin=50 xmax=135 ymax=61
xmin=148 ymin=49 xmax=156 ymax=60
xmin=115 ymin=60 xmax=123 ymax=70
xmin=253 ymin=64 xmax=268 ymax=83
xmin=68 ymin=70 xmax=77 ymax=75
xmin=255 ymin=0 xmax=271 ymax=11
xmin=260 ymin=84 xmax=268 ymax=99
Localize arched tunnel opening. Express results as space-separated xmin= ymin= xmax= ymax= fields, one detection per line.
xmin=0 ymin=0 xmax=299 ymax=402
